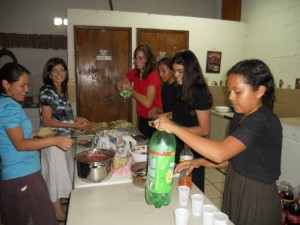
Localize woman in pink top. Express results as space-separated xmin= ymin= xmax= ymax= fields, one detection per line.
xmin=116 ymin=44 xmax=162 ymax=138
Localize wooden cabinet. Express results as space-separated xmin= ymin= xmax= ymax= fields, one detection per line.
xmin=137 ymin=28 xmax=189 ymax=60
xmin=222 ymin=0 xmax=241 ymax=21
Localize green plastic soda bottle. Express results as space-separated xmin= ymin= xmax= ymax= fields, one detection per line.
xmin=145 ymin=130 xmax=176 ymax=208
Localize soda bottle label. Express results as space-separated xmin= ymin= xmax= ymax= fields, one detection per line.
xmin=147 ymin=148 xmax=175 ymax=193
xmin=179 ymin=155 xmax=193 ymax=163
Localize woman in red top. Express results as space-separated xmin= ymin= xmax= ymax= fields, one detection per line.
xmin=117 ymin=44 xmax=162 ymax=138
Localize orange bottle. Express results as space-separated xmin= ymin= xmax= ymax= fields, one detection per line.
xmin=179 ymin=171 xmax=192 ymax=189
xmin=178 ymin=144 xmax=193 ymax=189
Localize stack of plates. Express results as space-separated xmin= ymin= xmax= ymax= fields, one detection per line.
xmin=215 ymin=106 xmax=231 ymax=113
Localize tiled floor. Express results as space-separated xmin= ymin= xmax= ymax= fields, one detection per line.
xmin=204 ymin=167 xmax=226 ymax=209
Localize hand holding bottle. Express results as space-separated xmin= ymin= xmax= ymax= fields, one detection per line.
xmin=178 ymin=145 xmax=193 ymax=189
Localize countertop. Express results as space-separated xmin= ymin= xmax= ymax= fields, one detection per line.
xmin=74 ymin=165 xmax=132 ymax=188
xmin=67 ymin=177 xmax=234 ymax=225
xmin=280 ymin=117 xmax=300 ymax=126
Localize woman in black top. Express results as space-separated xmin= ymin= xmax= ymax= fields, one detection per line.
xmin=155 ymin=59 xmax=282 ymax=225
xmin=160 ymin=50 xmax=213 ymax=192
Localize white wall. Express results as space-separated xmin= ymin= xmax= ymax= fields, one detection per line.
xmin=5 ymin=48 xmax=67 ymax=103
xmin=242 ymin=0 xmax=300 ymax=89
xmin=0 ymin=0 xmax=221 ymax=35
xmin=0 ymin=0 xmax=221 ymax=102
xmin=67 ymin=9 xmax=246 ymax=88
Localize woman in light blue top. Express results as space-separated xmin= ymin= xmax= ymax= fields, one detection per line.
xmin=0 ymin=62 xmax=73 ymax=225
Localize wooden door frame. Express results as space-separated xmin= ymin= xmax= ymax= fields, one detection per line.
xmin=74 ymin=25 xmax=132 ymax=118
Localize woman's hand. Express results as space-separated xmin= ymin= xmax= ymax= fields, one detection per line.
xmin=75 ymin=117 xmax=92 ymax=132
xmin=121 ymin=80 xmax=133 ymax=92
xmin=32 ymin=130 xmax=39 ymax=138
xmin=75 ymin=117 xmax=90 ymax=123
xmin=148 ymin=107 xmax=162 ymax=119
xmin=73 ymin=121 xmax=91 ymax=131
xmin=115 ymin=78 xmax=133 ymax=91
xmin=153 ymin=117 xmax=176 ymax=133
xmin=174 ymin=158 xmax=204 ymax=175
xmin=115 ymin=79 xmax=123 ymax=90
xmin=53 ymin=136 xmax=74 ymax=151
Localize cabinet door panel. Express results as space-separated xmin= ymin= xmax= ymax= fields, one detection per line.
xmin=75 ymin=26 xmax=132 ymax=122
xmin=137 ymin=28 xmax=189 ymax=60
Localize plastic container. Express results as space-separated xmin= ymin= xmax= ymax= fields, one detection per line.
xmin=129 ymin=145 xmax=148 ymax=163
xmin=279 ymin=181 xmax=295 ymax=224
xmin=178 ymin=145 xmax=193 ymax=189
xmin=145 ymin=131 xmax=176 ymax=208
xmin=286 ymin=192 xmax=300 ymax=225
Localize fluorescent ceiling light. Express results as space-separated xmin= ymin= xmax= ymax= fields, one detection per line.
xmin=54 ymin=17 xmax=62 ymax=26
xmin=63 ymin=18 xmax=68 ymax=25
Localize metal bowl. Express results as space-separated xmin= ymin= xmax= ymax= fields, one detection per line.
xmin=76 ymin=149 xmax=115 ymax=183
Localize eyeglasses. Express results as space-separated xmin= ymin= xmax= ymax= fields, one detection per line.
xmin=51 ymin=69 xmax=66 ymax=74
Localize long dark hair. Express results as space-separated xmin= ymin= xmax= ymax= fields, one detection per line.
xmin=0 ymin=62 xmax=30 ymax=96
xmin=227 ymin=59 xmax=276 ymax=109
xmin=42 ymin=57 xmax=68 ymax=94
xmin=172 ymin=50 xmax=212 ymax=106
xmin=134 ymin=44 xmax=156 ymax=79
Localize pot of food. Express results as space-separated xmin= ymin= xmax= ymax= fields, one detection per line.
xmin=76 ymin=149 xmax=115 ymax=183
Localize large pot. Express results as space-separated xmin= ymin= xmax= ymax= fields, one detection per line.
xmin=76 ymin=149 xmax=115 ymax=183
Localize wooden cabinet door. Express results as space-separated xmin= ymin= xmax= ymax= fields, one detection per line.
xmin=137 ymin=28 xmax=189 ymax=60
xmin=74 ymin=26 xmax=132 ymax=122
xmin=222 ymin=0 xmax=241 ymax=21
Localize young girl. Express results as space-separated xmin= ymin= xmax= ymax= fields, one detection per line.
xmin=0 ymin=62 xmax=73 ymax=225
xmin=116 ymin=44 xmax=162 ymax=139
xmin=149 ymin=57 xmax=175 ymax=118
xmin=154 ymin=59 xmax=282 ymax=225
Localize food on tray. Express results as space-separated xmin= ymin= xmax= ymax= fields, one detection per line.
xmin=109 ymin=120 xmax=135 ymax=129
xmin=36 ymin=127 xmax=56 ymax=138
xmin=74 ymin=120 xmax=135 ymax=135
xmin=74 ymin=122 xmax=109 ymax=135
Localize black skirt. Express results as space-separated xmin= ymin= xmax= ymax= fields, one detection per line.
xmin=222 ymin=164 xmax=281 ymax=225
xmin=1 ymin=171 xmax=58 ymax=225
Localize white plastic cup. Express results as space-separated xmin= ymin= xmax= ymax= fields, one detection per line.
xmin=174 ymin=208 xmax=190 ymax=225
xmin=202 ymin=204 xmax=218 ymax=225
xmin=191 ymin=193 xmax=204 ymax=216
xmin=212 ymin=212 xmax=229 ymax=225
xmin=178 ymin=185 xmax=190 ymax=207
